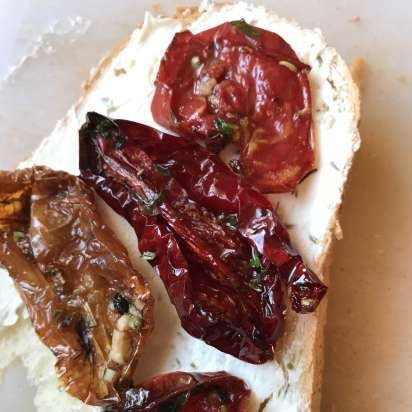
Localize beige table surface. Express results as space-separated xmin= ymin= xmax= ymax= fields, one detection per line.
xmin=0 ymin=1 xmax=411 ymax=411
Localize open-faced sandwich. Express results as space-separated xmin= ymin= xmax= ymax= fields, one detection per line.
xmin=0 ymin=1 xmax=360 ymax=411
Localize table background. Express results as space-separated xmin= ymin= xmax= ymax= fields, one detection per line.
xmin=0 ymin=1 xmax=411 ymax=411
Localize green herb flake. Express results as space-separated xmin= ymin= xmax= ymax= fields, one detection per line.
xmin=249 ymin=247 xmax=263 ymax=271
xmin=60 ymin=314 xmax=73 ymax=328
xmin=176 ymin=358 xmax=182 ymax=367
xmin=217 ymin=213 xmax=238 ymax=230
xmin=53 ymin=310 xmax=63 ymax=322
xmin=114 ymin=135 xmax=125 ymax=149
xmin=190 ymin=362 xmax=197 ymax=369
xmin=114 ymin=67 xmax=127 ymax=76
xmin=258 ymin=393 xmax=273 ymax=412
xmin=12 ymin=231 xmax=25 ymax=243
xmin=284 ymin=223 xmax=295 ymax=230
xmin=191 ymin=55 xmax=201 ymax=69
xmin=309 ymin=234 xmax=320 ymax=245
xmin=330 ymin=161 xmax=340 ymax=171
xmin=45 ymin=267 xmax=62 ymax=277
xmin=248 ymin=278 xmax=264 ymax=293
xmin=133 ymin=191 xmax=165 ymax=215
xmin=231 ymin=20 xmax=261 ymax=37
xmin=96 ymin=118 xmax=115 ymax=139
xmin=156 ymin=164 xmax=172 ymax=177
xmin=287 ymin=361 xmax=294 ymax=370
xmin=215 ymin=117 xmax=236 ymax=142
xmin=142 ymin=251 xmax=156 ymax=261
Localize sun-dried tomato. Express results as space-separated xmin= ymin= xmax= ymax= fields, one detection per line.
xmin=80 ymin=113 xmax=284 ymax=364
xmin=79 ymin=113 xmax=326 ymax=364
xmin=0 ymin=167 xmax=153 ymax=406
xmin=151 ymin=20 xmax=315 ymax=193
xmin=105 ymin=372 xmax=249 ymax=411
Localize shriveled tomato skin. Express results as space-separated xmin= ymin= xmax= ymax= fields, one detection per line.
xmin=0 ymin=167 xmax=154 ymax=406
xmin=152 ymin=20 xmax=315 ymax=193
xmin=80 ymin=113 xmax=284 ymax=365
xmin=79 ymin=113 xmax=327 ymax=364
xmin=97 ymin=114 xmax=326 ymax=313
xmin=105 ymin=372 xmax=249 ymax=411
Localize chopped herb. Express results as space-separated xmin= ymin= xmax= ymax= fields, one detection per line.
xmin=133 ymin=191 xmax=165 ymax=215
xmin=60 ymin=314 xmax=73 ymax=328
xmin=249 ymin=247 xmax=263 ymax=271
xmin=229 ymin=159 xmax=242 ymax=174
xmin=12 ymin=231 xmax=24 ymax=243
xmin=190 ymin=362 xmax=197 ymax=369
xmin=231 ymin=20 xmax=261 ymax=37
xmin=95 ymin=117 xmax=116 ymax=139
xmin=215 ymin=117 xmax=236 ymax=142
xmin=330 ymin=161 xmax=340 ymax=171
xmin=258 ymin=393 xmax=273 ymax=412
xmin=142 ymin=251 xmax=157 ymax=261
xmin=53 ymin=310 xmax=63 ymax=322
xmin=287 ymin=361 xmax=294 ymax=370
xmin=191 ymin=55 xmax=201 ymax=69
xmin=176 ymin=358 xmax=182 ymax=367
xmin=128 ymin=313 xmax=142 ymax=331
xmin=76 ymin=317 xmax=91 ymax=355
xmin=101 ymin=97 xmax=119 ymax=115
xmin=45 ymin=267 xmax=61 ymax=277
xmin=166 ymin=391 xmax=190 ymax=411
xmin=217 ymin=213 xmax=238 ymax=230
xmin=248 ymin=277 xmax=264 ymax=293
xmin=284 ymin=223 xmax=295 ymax=230
xmin=114 ymin=67 xmax=127 ymax=76
xmin=309 ymin=234 xmax=320 ymax=245
xmin=112 ymin=293 xmax=130 ymax=314
xmin=327 ymin=77 xmax=337 ymax=91
xmin=156 ymin=163 xmax=172 ymax=177
xmin=114 ymin=134 xmax=125 ymax=149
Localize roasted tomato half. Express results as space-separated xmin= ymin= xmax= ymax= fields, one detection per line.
xmin=105 ymin=372 xmax=250 ymax=411
xmin=79 ymin=113 xmax=326 ymax=364
xmin=151 ymin=20 xmax=315 ymax=193
xmin=0 ymin=167 xmax=154 ymax=406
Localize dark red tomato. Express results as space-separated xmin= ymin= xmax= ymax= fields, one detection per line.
xmin=151 ymin=20 xmax=315 ymax=193
xmin=105 ymin=372 xmax=249 ymax=411
xmin=79 ymin=113 xmax=327 ymax=365
xmin=85 ymin=113 xmax=326 ymax=314
xmin=80 ymin=113 xmax=285 ymax=364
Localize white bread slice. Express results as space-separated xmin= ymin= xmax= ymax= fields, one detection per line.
xmin=0 ymin=1 xmax=360 ymax=411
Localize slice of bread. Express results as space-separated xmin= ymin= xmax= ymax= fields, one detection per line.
xmin=0 ymin=1 xmax=360 ymax=411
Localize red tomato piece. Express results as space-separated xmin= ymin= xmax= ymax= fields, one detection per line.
xmin=106 ymin=372 xmax=249 ymax=411
xmin=151 ymin=20 xmax=315 ymax=193
xmin=79 ymin=113 xmax=326 ymax=364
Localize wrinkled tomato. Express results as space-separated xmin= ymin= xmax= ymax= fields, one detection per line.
xmin=151 ymin=20 xmax=315 ymax=193
xmin=79 ymin=113 xmax=326 ymax=364
xmin=105 ymin=372 xmax=249 ymax=411
xmin=0 ymin=167 xmax=153 ymax=406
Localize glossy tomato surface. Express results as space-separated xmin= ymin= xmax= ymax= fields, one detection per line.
xmin=152 ymin=20 xmax=315 ymax=193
